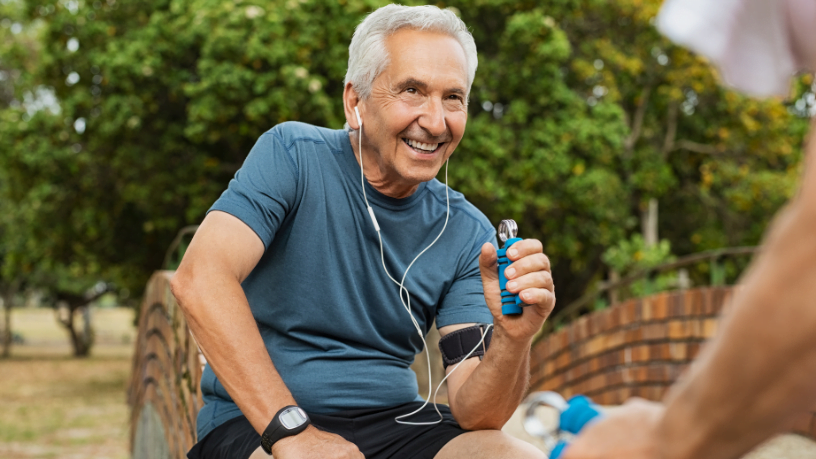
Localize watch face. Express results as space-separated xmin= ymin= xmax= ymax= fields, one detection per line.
xmin=279 ymin=407 xmax=308 ymax=430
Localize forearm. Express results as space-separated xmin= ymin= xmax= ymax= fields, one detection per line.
xmin=449 ymin=326 xmax=532 ymax=430
xmin=172 ymin=270 xmax=296 ymax=435
xmin=657 ymin=199 xmax=816 ymax=459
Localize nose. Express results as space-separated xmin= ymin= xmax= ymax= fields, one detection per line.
xmin=418 ymin=97 xmax=447 ymax=139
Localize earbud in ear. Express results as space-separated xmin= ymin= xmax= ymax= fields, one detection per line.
xmin=354 ymin=106 xmax=363 ymax=127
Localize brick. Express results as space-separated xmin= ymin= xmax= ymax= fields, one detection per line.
xmin=625 ymin=328 xmax=643 ymax=344
xmin=576 ymin=316 xmax=589 ymax=342
xmin=712 ymin=288 xmax=727 ymax=314
xmin=684 ymin=290 xmax=701 ymax=315
xmin=668 ymin=320 xmax=684 ymax=340
xmin=606 ymin=369 xmax=623 ymax=387
xmin=653 ymin=297 xmax=668 ymax=320
xmin=587 ymin=336 xmax=603 ymax=356
xmin=589 ymin=357 xmax=600 ymax=373
xmin=605 ymin=330 xmax=625 ymax=350
xmin=610 ymin=307 xmax=622 ymax=330
xmin=640 ymin=299 xmax=652 ymax=321
xmin=556 ymin=352 xmax=570 ymax=371
xmin=633 ymin=344 xmax=649 ymax=363
xmin=598 ymin=310 xmax=611 ymax=333
xmin=643 ymin=323 xmax=667 ymax=341
xmin=647 ymin=365 xmax=664 ymax=383
xmin=636 ymin=366 xmax=649 ymax=382
xmin=621 ymin=367 xmax=634 ymax=384
xmin=544 ymin=360 xmax=556 ymax=377
xmin=709 ymin=289 xmax=725 ymax=315
xmin=622 ymin=301 xmax=636 ymax=324
xmin=703 ymin=318 xmax=719 ymax=338
xmin=617 ymin=386 xmax=632 ymax=403
xmin=669 ymin=342 xmax=687 ymax=361
xmin=668 ymin=294 xmax=683 ymax=318
xmin=622 ymin=347 xmax=633 ymax=365
xmin=589 ymin=374 xmax=604 ymax=392
xmin=648 ymin=343 xmax=665 ymax=360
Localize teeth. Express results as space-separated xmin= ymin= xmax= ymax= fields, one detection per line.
xmin=406 ymin=138 xmax=439 ymax=152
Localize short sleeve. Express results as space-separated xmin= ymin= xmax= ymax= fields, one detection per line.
xmin=208 ymin=131 xmax=298 ymax=249
xmin=435 ymin=231 xmax=497 ymax=328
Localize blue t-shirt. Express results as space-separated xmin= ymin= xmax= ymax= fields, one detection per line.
xmin=196 ymin=121 xmax=496 ymax=439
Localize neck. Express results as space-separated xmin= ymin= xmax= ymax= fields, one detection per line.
xmin=349 ymin=130 xmax=420 ymax=199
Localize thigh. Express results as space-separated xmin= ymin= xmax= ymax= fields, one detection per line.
xmin=188 ymin=416 xmax=261 ymax=459
xmin=349 ymin=402 xmax=468 ymax=459
xmin=433 ymin=430 xmax=546 ymax=459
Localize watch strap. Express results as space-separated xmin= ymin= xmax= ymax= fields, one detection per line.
xmin=260 ymin=405 xmax=311 ymax=454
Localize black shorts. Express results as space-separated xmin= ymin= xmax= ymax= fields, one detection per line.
xmin=187 ymin=402 xmax=468 ymax=459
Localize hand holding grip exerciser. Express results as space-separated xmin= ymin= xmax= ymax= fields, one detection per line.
xmin=497 ymin=219 xmax=524 ymax=315
xmin=522 ymin=392 xmax=603 ymax=459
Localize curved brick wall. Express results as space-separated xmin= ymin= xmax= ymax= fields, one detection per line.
xmin=529 ymin=286 xmax=816 ymax=438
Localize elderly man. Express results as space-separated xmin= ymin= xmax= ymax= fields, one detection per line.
xmin=172 ymin=4 xmax=554 ymax=459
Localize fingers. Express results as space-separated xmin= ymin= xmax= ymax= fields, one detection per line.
xmin=504 ymin=238 xmax=545 ymax=263
xmin=478 ymin=242 xmax=502 ymax=312
xmin=505 ymin=267 xmax=553 ymax=293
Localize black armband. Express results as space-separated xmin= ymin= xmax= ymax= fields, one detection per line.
xmin=438 ymin=324 xmax=493 ymax=370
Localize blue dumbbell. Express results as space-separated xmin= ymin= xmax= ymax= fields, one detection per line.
xmin=497 ymin=219 xmax=524 ymax=315
xmin=550 ymin=395 xmax=603 ymax=458
xmin=522 ymin=392 xmax=603 ymax=459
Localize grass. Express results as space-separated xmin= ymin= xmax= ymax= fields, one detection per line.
xmin=0 ymin=307 xmax=135 ymax=459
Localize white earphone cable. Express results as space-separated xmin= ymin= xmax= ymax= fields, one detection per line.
xmin=356 ymin=119 xmax=491 ymax=425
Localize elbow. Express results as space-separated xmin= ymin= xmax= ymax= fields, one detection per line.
xmin=169 ymin=269 xmax=195 ymax=313
xmin=450 ymin=400 xmax=507 ymax=431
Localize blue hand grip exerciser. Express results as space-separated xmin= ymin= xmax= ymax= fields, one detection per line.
xmin=497 ymin=219 xmax=523 ymax=315
xmin=522 ymin=392 xmax=603 ymax=459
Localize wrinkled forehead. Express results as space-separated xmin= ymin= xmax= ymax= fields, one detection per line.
xmin=379 ymin=28 xmax=469 ymax=91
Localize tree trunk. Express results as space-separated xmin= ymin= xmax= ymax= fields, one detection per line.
xmin=59 ymin=304 xmax=93 ymax=357
xmin=642 ymin=198 xmax=659 ymax=247
xmin=1 ymin=282 xmax=19 ymax=359
xmin=1 ymin=294 xmax=11 ymax=358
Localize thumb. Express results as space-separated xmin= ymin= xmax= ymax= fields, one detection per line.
xmin=479 ymin=242 xmax=502 ymax=311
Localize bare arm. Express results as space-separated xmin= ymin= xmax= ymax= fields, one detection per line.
xmin=654 ymin=121 xmax=816 ymax=459
xmin=564 ymin=119 xmax=816 ymax=459
xmin=442 ymin=241 xmax=555 ymax=431
xmin=171 ymin=211 xmax=362 ymax=458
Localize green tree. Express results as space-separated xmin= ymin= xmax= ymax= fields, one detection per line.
xmin=0 ymin=0 xmax=808 ymax=328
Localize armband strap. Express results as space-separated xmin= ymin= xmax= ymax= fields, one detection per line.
xmin=438 ymin=324 xmax=493 ymax=370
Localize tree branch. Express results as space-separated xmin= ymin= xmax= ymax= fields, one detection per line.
xmin=662 ymin=101 xmax=678 ymax=157
xmin=673 ymin=140 xmax=725 ymax=155
xmin=624 ymin=86 xmax=653 ymax=152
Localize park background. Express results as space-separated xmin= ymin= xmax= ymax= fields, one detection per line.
xmin=0 ymin=0 xmax=814 ymax=458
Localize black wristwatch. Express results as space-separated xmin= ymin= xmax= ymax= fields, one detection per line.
xmin=260 ymin=405 xmax=311 ymax=454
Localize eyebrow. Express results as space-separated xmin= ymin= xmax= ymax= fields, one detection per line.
xmin=395 ymin=77 xmax=466 ymax=97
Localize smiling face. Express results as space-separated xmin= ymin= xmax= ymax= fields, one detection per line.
xmin=344 ymin=28 xmax=470 ymax=198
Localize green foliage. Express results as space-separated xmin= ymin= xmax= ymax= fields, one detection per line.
xmin=602 ymin=234 xmax=675 ymax=297
xmin=0 ymin=0 xmax=810 ymax=310
xmin=602 ymin=234 xmax=673 ymax=273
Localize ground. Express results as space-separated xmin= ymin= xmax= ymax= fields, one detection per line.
xmin=2 ymin=307 xmax=815 ymax=459
xmin=0 ymin=307 xmax=134 ymax=459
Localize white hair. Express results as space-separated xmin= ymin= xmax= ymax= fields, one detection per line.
xmin=344 ymin=4 xmax=478 ymax=101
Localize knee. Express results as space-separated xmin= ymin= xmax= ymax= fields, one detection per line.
xmin=439 ymin=430 xmax=546 ymax=459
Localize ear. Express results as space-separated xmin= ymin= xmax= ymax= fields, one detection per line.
xmin=343 ymin=82 xmax=363 ymax=131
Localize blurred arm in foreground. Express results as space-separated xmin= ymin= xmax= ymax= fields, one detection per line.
xmin=564 ymin=1 xmax=816 ymax=458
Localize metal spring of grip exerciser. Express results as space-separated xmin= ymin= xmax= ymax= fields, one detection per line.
xmin=497 ymin=219 xmax=524 ymax=315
